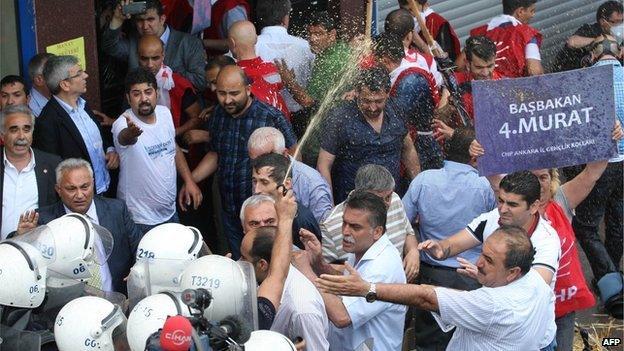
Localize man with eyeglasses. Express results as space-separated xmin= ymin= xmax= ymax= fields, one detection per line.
xmin=317 ymin=66 xmax=421 ymax=204
xmin=33 ymin=55 xmax=119 ymax=197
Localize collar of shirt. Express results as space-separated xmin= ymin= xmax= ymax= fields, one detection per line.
xmin=63 ymin=200 xmax=99 ymax=225
xmin=3 ymin=147 xmax=36 ymax=172
xmin=356 ymin=234 xmax=393 ymax=267
xmin=29 ymin=88 xmax=49 ymax=109
xmin=54 ymin=95 xmax=86 ymax=114
xmin=259 ymin=25 xmax=288 ymax=36
xmin=594 ymin=59 xmax=623 ymax=67
xmin=443 ymin=160 xmax=478 ymax=174
xmin=160 ymin=25 xmax=171 ymax=49
xmin=487 ymin=14 xmax=521 ymax=30
xmin=423 ymin=7 xmax=434 ymax=17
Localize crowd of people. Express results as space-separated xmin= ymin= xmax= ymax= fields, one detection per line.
xmin=0 ymin=0 xmax=623 ymax=350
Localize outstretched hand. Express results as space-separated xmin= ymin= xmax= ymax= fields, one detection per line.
xmin=316 ymin=263 xmax=369 ymax=297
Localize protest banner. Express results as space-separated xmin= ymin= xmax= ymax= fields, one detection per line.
xmin=46 ymin=37 xmax=87 ymax=71
xmin=473 ymin=65 xmax=618 ymax=176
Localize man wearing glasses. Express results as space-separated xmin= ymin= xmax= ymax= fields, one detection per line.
xmin=33 ymin=55 xmax=119 ymax=197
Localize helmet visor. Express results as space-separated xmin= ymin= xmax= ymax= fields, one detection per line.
xmin=87 ymin=223 xmax=115 ymax=266
xmin=12 ymin=225 xmax=56 ymax=265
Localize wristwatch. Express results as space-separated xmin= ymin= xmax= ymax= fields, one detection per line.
xmin=365 ymin=282 xmax=377 ymax=303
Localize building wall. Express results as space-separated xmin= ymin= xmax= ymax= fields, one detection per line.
xmin=0 ymin=0 xmax=21 ymax=79
xmin=376 ymin=0 xmax=600 ymax=70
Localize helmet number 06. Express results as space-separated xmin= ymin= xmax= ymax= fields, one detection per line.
xmin=191 ymin=276 xmax=221 ymax=289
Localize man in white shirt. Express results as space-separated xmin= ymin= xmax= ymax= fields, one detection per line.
xmin=240 ymin=224 xmax=330 ymax=350
xmin=255 ymin=0 xmax=315 ymax=115
xmin=27 ymin=53 xmax=54 ymax=117
xmin=112 ymin=67 xmax=201 ymax=234
xmin=294 ymin=190 xmax=406 ymax=351
xmin=317 ymin=225 xmax=555 ymax=351
xmin=419 ymin=171 xmax=560 ymax=350
xmin=0 ymin=104 xmax=60 ymax=239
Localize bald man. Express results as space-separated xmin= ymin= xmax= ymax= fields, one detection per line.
xmin=228 ymin=21 xmax=291 ymax=120
xmin=137 ymin=35 xmax=202 ymax=137
xmin=186 ymin=65 xmax=297 ymax=259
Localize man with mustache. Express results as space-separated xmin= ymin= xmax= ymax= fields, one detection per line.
xmin=0 ymin=104 xmax=60 ymax=239
xmin=317 ymin=66 xmax=421 ymax=204
xmin=111 ymin=67 xmax=201 ymax=234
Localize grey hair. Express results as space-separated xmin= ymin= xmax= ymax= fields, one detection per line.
xmin=239 ymin=194 xmax=276 ymax=224
xmin=28 ymin=53 xmax=55 ymax=81
xmin=354 ymin=164 xmax=395 ymax=192
xmin=0 ymin=104 xmax=35 ymax=134
xmin=55 ymin=158 xmax=93 ymax=185
xmin=43 ymin=55 xmax=79 ymax=95
xmin=247 ymin=127 xmax=286 ymax=154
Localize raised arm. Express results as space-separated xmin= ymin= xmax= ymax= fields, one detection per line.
xmin=257 ymin=190 xmax=296 ymax=310
xmin=418 ymin=228 xmax=481 ymax=260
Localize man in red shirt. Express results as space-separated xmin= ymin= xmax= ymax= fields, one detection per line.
xmin=203 ymin=0 xmax=250 ymax=55
xmin=454 ymin=36 xmax=504 ymax=122
xmin=470 ymin=0 xmax=543 ymax=78
xmin=228 ymin=20 xmax=290 ymax=120
xmin=137 ymin=35 xmax=202 ymax=137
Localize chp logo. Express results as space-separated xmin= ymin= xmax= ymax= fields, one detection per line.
xmin=164 ymin=329 xmax=192 ymax=346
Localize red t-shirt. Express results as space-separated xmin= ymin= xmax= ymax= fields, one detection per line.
xmin=454 ymin=70 xmax=503 ymax=121
xmin=470 ymin=23 xmax=542 ymax=78
xmin=237 ymin=57 xmax=290 ymax=120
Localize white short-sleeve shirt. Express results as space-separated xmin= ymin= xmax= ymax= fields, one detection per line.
xmin=271 ymin=265 xmax=329 ymax=350
xmin=433 ymin=269 xmax=555 ymax=351
xmin=328 ymin=234 xmax=407 ymax=351
xmin=112 ymin=106 xmax=177 ymax=225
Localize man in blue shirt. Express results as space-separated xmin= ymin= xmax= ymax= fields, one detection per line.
xmin=190 ymin=65 xmax=297 ymax=259
xmin=402 ymin=127 xmax=496 ymax=350
xmin=34 ymin=55 xmax=119 ymax=196
xmin=317 ymin=66 xmax=421 ymax=204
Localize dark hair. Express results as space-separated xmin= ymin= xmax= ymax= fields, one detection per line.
xmin=384 ymin=8 xmax=414 ymax=39
xmin=465 ymin=36 xmax=497 ymax=63
xmin=355 ymin=66 xmax=390 ymax=93
xmin=124 ymin=67 xmax=158 ymax=94
xmin=597 ymin=1 xmax=623 ymax=22
xmin=307 ymin=11 xmax=336 ymax=32
xmin=445 ymin=127 xmax=475 ymax=164
xmin=0 ymin=75 xmax=28 ymax=95
xmin=28 ymin=53 xmax=55 ymax=81
xmin=256 ymin=0 xmax=291 ymax=29
xmin=251 ymin=152 xmax=291 ymax=183
xmin=494 ymin=225 xmax=535 ymax=275
xmin=250 ymin=226 xmax=277 ymax=263
xmin=502 ymin=0 xmax=537 ymax=15
xmin=205 ymin=55 xmax=236 ymax=71
xmin=397 ymin=0 xmax=426 ymax=6
xmin=144 ymin=0 xmax=164 ymax=16
xmin=373 ymin=33 xmax=405 ymax=62
xmin=499 ymin=171 xmax=540 ymax=207
xmin=345 ymin=190 xmax=387 ymax=233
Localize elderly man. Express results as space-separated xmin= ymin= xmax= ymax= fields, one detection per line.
xmin=18 ymin=158 xmax=142 ymax=294
xmin=0 ymin=75 xmax=29 ymax=110
xmin=294 ymin=190 xmax=407 ymax=351
xmin=322 ymin=164 xmax=420 ymax=282
xmin=318 ymin=66 xmax=421 ymax=203
xmin=317 ymin=225 xmax=555 ymax=351
xmin=34 ymin=55 xmax=119 ymax=196
xmin=251 ymin=153 xmax=321 ymax=247
xmin=101 ymin=0 xmax=206 ymax=90
xmin=188 ymin=65 xmax=296 ymax=259
xmin=112 ymin=68 xmax=201 ymax=234
xmin=248 ymin=127 xmax=333 ymax=222
xmin=240 ymin=211 xmax=329 ymax=350
xmin=419 ymin=171 xmax=559 ymax=350
xmin=0 ymin=104 xmax=60 ymax=239
xmin=27 ymin=53 xmax=55 ymax=117
xmin=137 ymin=35 xmax=201 ymax=137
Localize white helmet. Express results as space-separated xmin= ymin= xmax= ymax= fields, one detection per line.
xmin=128 ymin=223 xmax=206 ymax=302
xmin=179 ymin=255 xmax=258 ymax=327
xmin=54 ymin=296 xmax=127 ymax=351
xmin=244 ymin=330 xmax=296 ymax=351
xmin=126 ymin=292 xmax=190 ymax=351
xmin=0 ymin=239 xmax=48 ymax=308
xmin=45 ymin=213 xmax=113 ymax=288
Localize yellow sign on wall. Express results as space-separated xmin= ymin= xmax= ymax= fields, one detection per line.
xmin=46 ymin=37 xmax=87 ymax=70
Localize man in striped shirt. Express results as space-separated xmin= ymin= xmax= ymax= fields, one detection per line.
xmin=321 ymin=164 xmax=420 ymax=282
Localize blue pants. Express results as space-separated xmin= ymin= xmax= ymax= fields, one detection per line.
xmin=136 ymin=212 xmax=180 ymax=235
xmin=220 ymin=209 xmax=244 ymax=260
